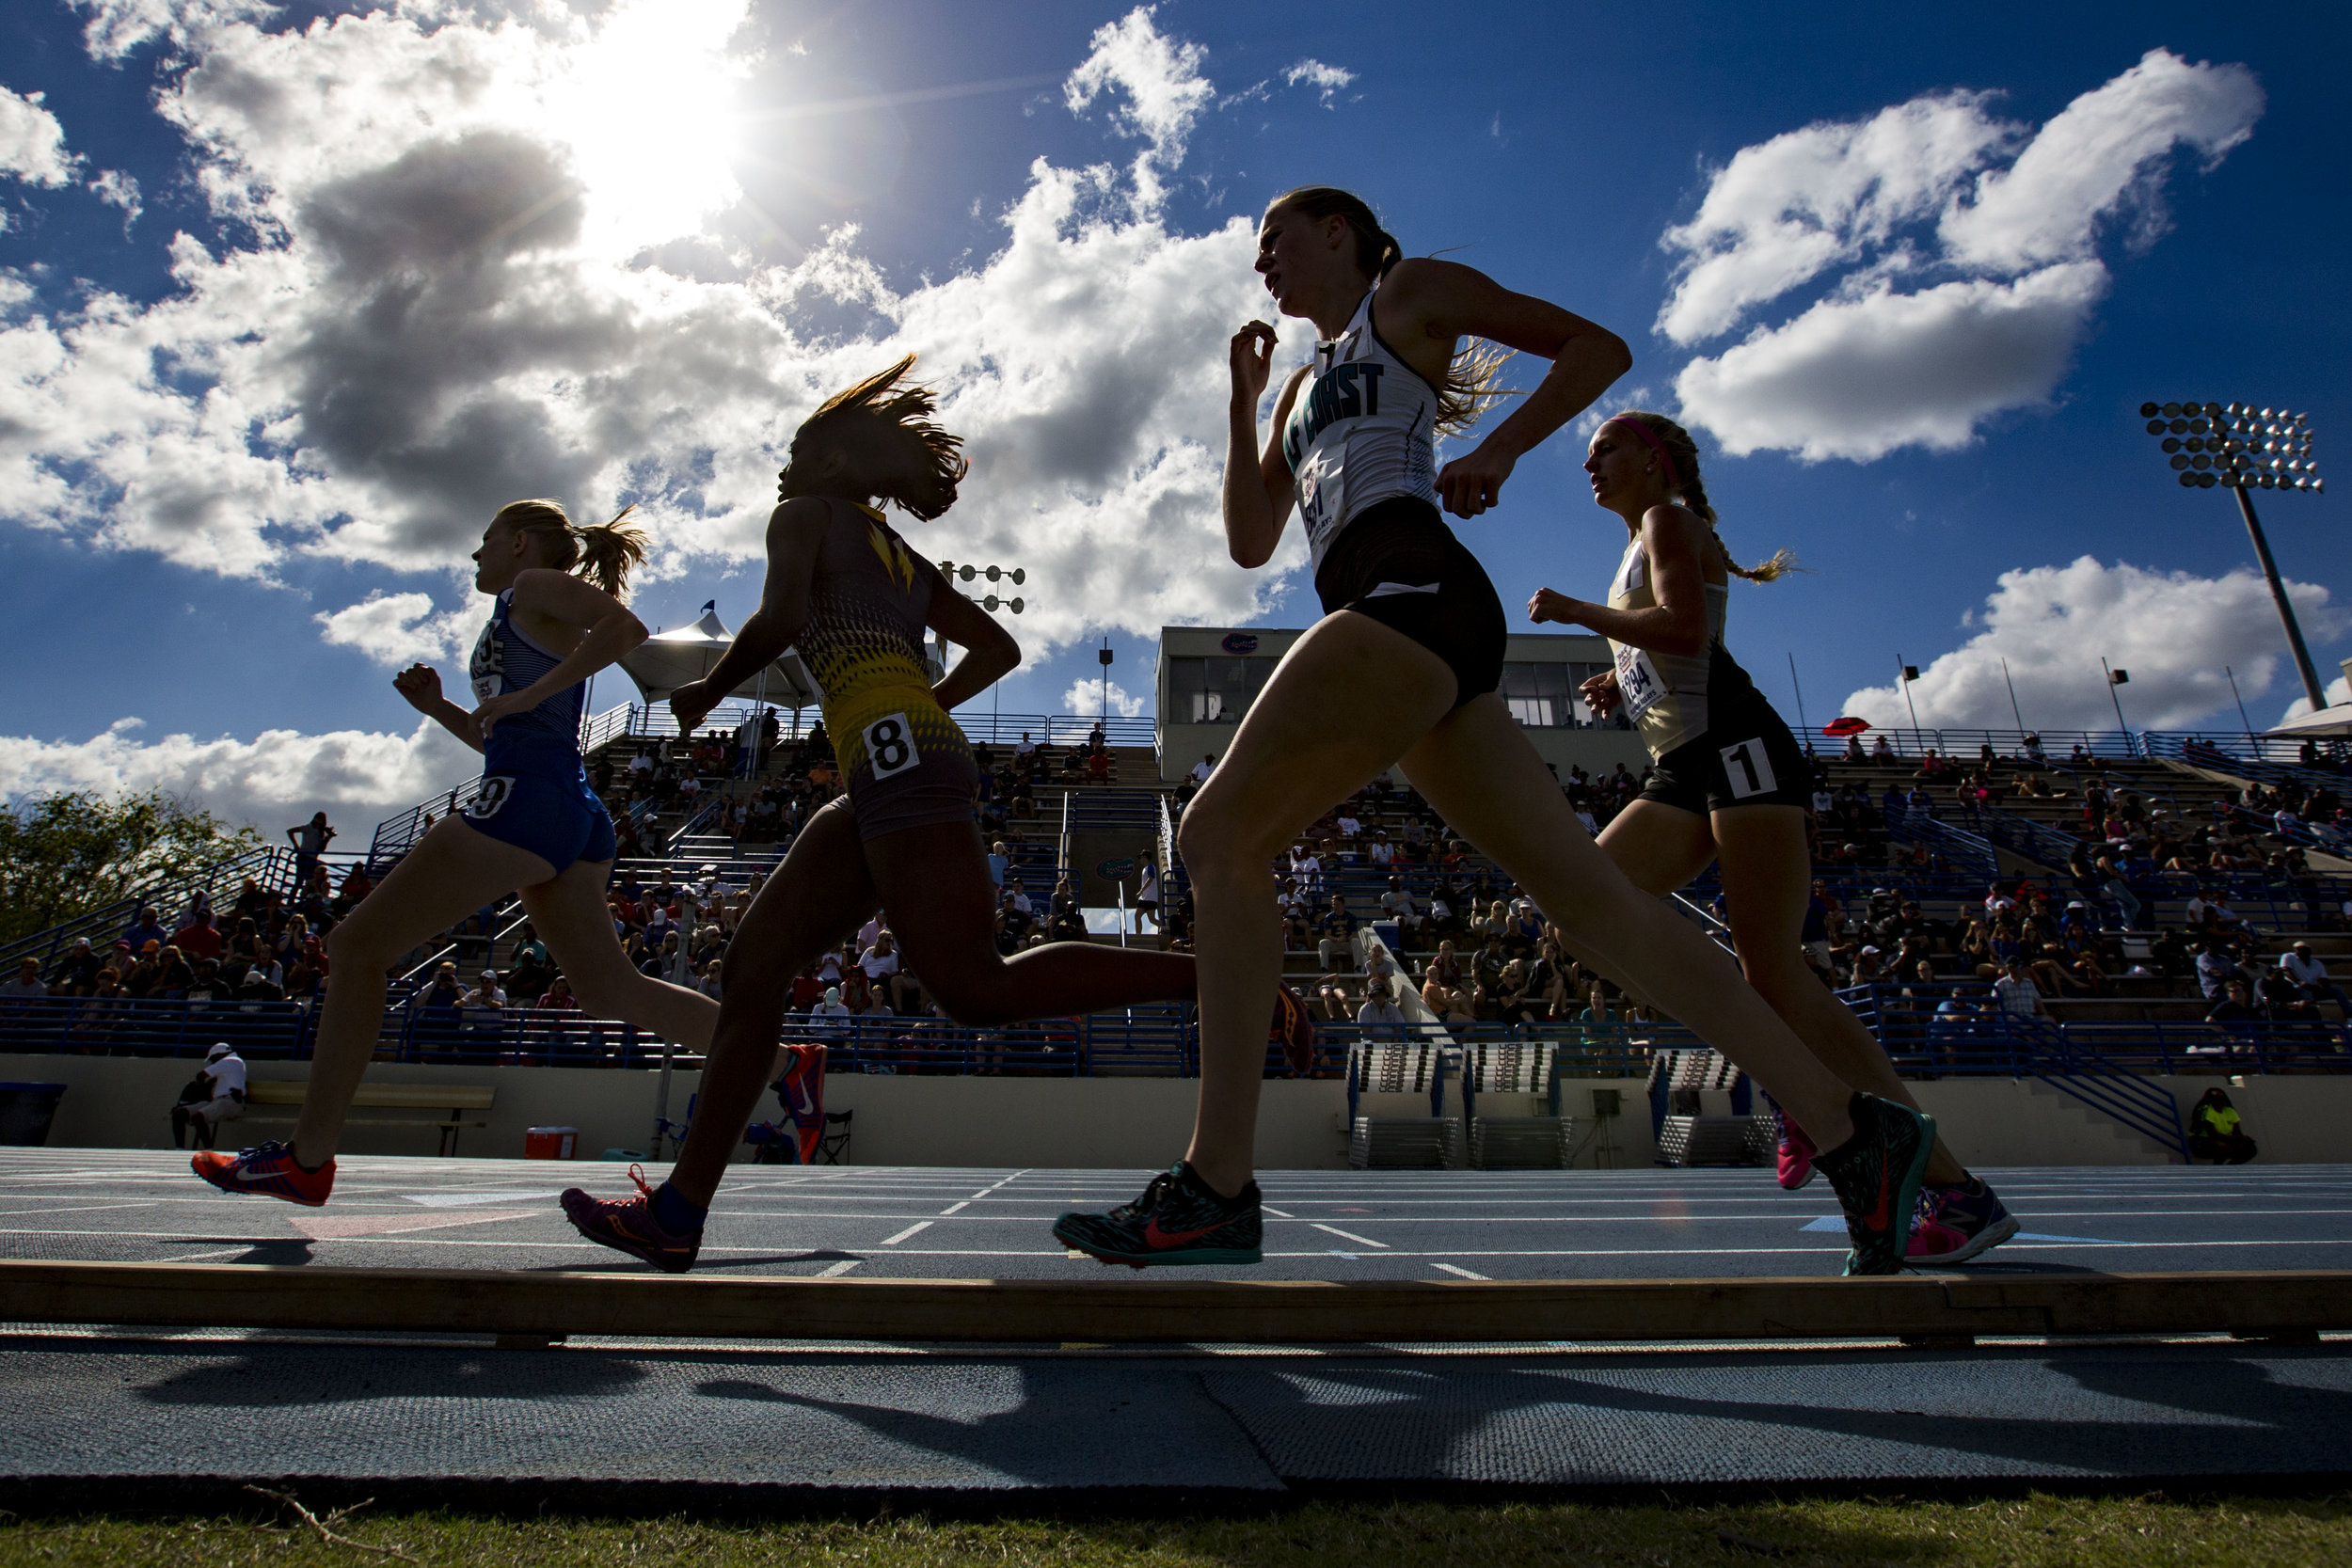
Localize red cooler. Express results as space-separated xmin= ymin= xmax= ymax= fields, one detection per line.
xmin=523 ymin=1126 xmax=578 ymax=1160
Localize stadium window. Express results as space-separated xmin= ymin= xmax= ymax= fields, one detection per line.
xmin=1166 ymin=657 xmax=1271 ymax=723
xmin=1501 ymin=660 xmax=1631 ymax=729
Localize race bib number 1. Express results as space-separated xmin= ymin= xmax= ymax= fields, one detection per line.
xmin=1719 ymin=739 xmax=1776 ymax=800
xmin=863 ymin=713 xmax=921 ymax=780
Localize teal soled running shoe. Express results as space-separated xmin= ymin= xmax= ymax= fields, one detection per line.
xmin=1052 ymin=1162 xmax=1263 ymax=1267
xmin=1809 ymin=1093 xmax=1936 ymax=1276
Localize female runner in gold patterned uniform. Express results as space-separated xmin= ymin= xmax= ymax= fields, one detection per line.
xmin=563 ymin=358 xmax=1306 ymax=1271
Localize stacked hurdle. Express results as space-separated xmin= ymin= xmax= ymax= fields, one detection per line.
xmin=1647 ymin=1048 xmax=1777 ymax=1167
xmin=1345 ymin=1038 xmax=1582 ymax=1169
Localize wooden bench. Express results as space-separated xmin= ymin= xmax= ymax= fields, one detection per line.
xmin=245 ymin=1081 xmax=496 ymax=1156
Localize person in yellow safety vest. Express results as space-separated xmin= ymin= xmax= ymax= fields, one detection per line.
xmin=2188 ymin=1087 xmax=2257 ymax=1164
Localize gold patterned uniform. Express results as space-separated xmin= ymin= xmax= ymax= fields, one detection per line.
xmin=799 ymin=499 xmax=978 ymax=841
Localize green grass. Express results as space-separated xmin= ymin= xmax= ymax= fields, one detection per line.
xmin=3 ymin=1495 xmax=2349 ymax=1567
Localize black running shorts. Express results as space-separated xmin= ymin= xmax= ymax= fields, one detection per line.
xmin=1313 ymin=497 xmax=1505 ymax=710
xmin=1639 ymin=680 xmax=1813 ymax=816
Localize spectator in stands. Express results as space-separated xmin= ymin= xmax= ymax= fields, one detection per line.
xmin=1357 ymin=976 xmax=1406 ymax=1034
xmin=1315 ymin=894 xmax=1359 ymax=970
xmin=122 ymin=907 xmax=168 ymax=954
xmin=459 ymin=971 xmax=505 ymax=1037
xmin=285 ymin=812 xmax=337 ymax=882
xmin=1991 ymin=959 xmax=2046 ymax=1019
xmin=172 ymin=1042 xmax=247 ymax=1151
xmin=165 ymin=906 xmax=223 ymax=962
xmin=537 ymin=974 xmax=578 ymax=1011
xmin=2195 ymin=941 xmax=2244 ymax=1002
xmin=238 ymin=948 xmax=284 ymax=1002
xmin=809 ymin=985 xmax=854 ymax=1036
xmin=2188 ymin=1087 xmax=2257 ymax=1164
xmin=1 ymin=957 xmax=50 ymax=1006
xmin=285 ymin=937 xmax=328 ymax=1002
xmin=418 ymin=961 xmax=465 ymax=1013
xmin=2206 ymin=976 xmax=2262 ymax=1039
xmin=2279 ymin=942 xmax=2351 ymax=1016
xmin=46 ymin=938 xmax=103 ymax=995
xmin=2256 ymin=964 xmax=2321 ymax=1024
xmin=992 ymin=891 xmax=1037 ymax=957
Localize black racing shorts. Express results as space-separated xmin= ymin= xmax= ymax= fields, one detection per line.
xmin=1639 ymin=681 xmax=1813 ymax=816
xmin=1313 ymin=496 xmax=1505 ymax=710
xmin=843 ymin=703 xmax=982 ymax=842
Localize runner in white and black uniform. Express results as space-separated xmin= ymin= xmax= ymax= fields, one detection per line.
xmin=1532 ymin=410 xmax=2016 ymax=1267
xmin=1057 ymin=186 xmax=1939 ymax=1276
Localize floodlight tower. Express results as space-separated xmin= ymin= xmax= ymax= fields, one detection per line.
xmin=2139 ymin=399 xmax=2328 ymax=712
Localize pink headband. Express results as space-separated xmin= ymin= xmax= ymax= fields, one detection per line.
xmin=1603 ymin=417 xmax=1679 ymax=489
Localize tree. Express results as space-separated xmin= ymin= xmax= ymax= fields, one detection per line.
xmin=0 ymin=791 xmax=265 ymax=945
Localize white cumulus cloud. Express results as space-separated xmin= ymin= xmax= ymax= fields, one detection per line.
xmin=1062 ymin=676 xmax=1148 ymax=720
xmin=314 ymin=592 xmax=477 ymax=668
xmin=1837 ymin=556 xmax=2343 ymax=734
xmin=1666 ymin=50 xmax=2263 ymax=463
xmin=0 ymin=86 xmax=78 ymax=193
xmin=1062 ymin=5 xmax=1214 ymax=210
xmin=0 ymin=716 xmax=483 ymax=830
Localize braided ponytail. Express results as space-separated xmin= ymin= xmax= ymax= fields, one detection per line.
xmin=1605 ymin=411 xmax=1798 ymax=583
xmin=1266 ymin=185 xmax=1512 ymax=438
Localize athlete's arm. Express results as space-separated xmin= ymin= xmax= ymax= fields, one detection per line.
xmin=925 ymin=583 xmax=1020 ymax=712
xmin=1377 ymin=258 xmax=1631 ymax=519
xmin=391 ymin=664 xmax=487 ymax=755
xmin=473 ymin=570 xmax=649 ymax=741
xmin=1222 ymin=320 xmax=1306 ymax=569
xmin=1527 ymin=507 xmax=1711 ymax=657
xmin=672 ymin=499 xmax=828 ymax=735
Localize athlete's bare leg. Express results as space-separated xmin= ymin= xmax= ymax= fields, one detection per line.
xmin=1394 ymin=694 xmax=1866 ymax=1149
xmin=516 ymin=857 xmax=719 ymax=1049
xmin=1172 ymin=611 xmax=1458 ymax=1197
xmin=1587 ymin=800 xmax=1966 ymax=1183
xmin=667 ymin=799 xmax=876 ymax=1208
xmin=1707 ymin=805 xmax=1970 ymax=1186
xmin=298 ymin=817 xmax=556 ymax=1161
xmin=863 ymin=820 xmax=1197 ymax=1023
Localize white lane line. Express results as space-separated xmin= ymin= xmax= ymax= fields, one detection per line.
xmin=1432 ymin=1263 xmax=1490 ymax=1280
xmin=937 ymin=1201 xmax=969 ymax=1216
xmin=878 ymin=1221 xmax=932 ymax=1245
xmin=1261 ymin=1206 xmax=1294 ymax=1218
xmin=403 ymin=1192 xmax=562 ymax=1208
xmin=147 ymin=1246 xmax=259 ymax=1264
xmin=0 ymin=1202 xmax=157 ymax=1218
xmin=816 ymin=1259 xmax=863 ymax=1277
xmin=1311 ymin=1224 xmax=1388 ymax=1249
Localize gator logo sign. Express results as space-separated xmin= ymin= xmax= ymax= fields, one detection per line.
xmin=1219 ymin=632 xmax=1259 ymax=654
xmin=1096 ymin=857 xmax=1137 ymax=880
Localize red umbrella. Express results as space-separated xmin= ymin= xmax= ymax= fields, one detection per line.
xmin=1821 ymin=717 xmax=1871 ymax=736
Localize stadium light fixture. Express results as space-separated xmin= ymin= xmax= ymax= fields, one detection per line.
xmin=2138 ymin=400 xmax=2329 ymax=712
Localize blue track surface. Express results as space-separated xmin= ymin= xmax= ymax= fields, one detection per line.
xmin=2 ymin=1152 xmax=2347 ymax=1495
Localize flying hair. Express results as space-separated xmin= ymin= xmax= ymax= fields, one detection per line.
xmin=492 ymin=499 xmax=650 ymax=599
xmin=1603 ymin=410 xmax=1799 ymax=583
xmin=794 ymin=354 xmax=968 ymax=521
xmin=1265 ymin=185 xmax=1513 ymax=438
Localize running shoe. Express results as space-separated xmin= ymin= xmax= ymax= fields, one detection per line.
xmin=1271 ymin=983 xmax=1317 ymax=1076
xmin=1809 ymin=1094 xmax=1936 ymax=1277
xmin=1775 ymin=1111 xmax=1817 ymax=1191
xmin=191 ymin=1140 xmax=335 ymax=1207
xmin=1906 ymin=1177 xmax=2020 ymax=1266
xmin=560 ymin=1166 xmax=703 ymax=1274
xmin=1052 ymin=1161 xmax=1263 ymax=1267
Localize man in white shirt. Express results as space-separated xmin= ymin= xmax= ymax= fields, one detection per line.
xmin=180 ymin=1042 xmax=247 ymax=1149
xmin=1335 ymin=811 xmax=1360 ymax=839
xmin=0 ymin=958 xmax=49 ymax=1004
xmin=858 ymin=913 xmax=886 ymax=954
xmin=1016 ymin=732 xmax=1038 ymax=759
xmin=2195 ymin=942 xmax=2241 ymax=1001
xmin=1289 ymin=846 xmax=1322 ymax=889
xmin=810 ymin=986 xmax=854 ymax=1036
xmin=1188 ymin=753 xmax=1216 ymax=786
xmin=2280 ymin=942 xmax=2352 ymax=1014
xmin=1357 ymin=978 xmax=1406 ymax=1033
xmin=1367 ymin=832 xmax=1393 ymax=866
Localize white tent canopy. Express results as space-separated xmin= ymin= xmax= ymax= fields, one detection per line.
xmin=2266 ymin=704 xmax=2352 ymax=740
xmin=616 ymin=603 xmax=823 ymax=711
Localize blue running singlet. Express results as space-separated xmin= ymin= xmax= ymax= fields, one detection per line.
xmin=457 ymin=588 xmax=616 ymax=872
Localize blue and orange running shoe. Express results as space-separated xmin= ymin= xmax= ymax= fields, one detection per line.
xmin=1774 ymin=1110 xmax=1817 ymax=1192
xmin=561 ymin=1166 xmax=702 ymax=1274
xmin=1907 ymin=1176 xmax=2020 ymax=1266
xmin=1810 ymin=1094 xmax=1936 ymax=1277
xmin=1053 ymin=1162 xmax=1263 ymax=1268
xmin=1271 ymin=983 xmax=1317 ymax=1076
xmin=191 ymin=1140 xmax=335 ymax=1207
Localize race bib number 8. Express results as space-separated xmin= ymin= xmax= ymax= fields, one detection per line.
xmin=863 ymin=713 xmax=921 ymax=780
xmin=1719 ymin=739 xmax=1776 ymax=800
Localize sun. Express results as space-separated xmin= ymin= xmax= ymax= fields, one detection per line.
xmin=549 ymin=0 xmax=756 ymax=257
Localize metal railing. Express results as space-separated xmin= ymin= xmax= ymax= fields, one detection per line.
xmin=0 ymin=845 xmax=356 ymax=974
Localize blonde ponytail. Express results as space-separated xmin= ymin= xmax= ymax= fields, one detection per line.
xmin=491 ymin=499 xmax=651 ymax=600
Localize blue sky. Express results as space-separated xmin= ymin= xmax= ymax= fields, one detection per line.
xmin=0 ymin=0 xmax=2344 ymax=826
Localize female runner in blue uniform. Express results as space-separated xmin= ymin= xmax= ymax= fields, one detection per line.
xmin=1054 ymin=186 xmax=1937 ymax=1275
xmin=192 ymin=501 xmax=720 ymax=1206
xmin=1531 ymin=411 xmax=2016 ymax=1265
xmin=559 ymin=358 xmax=1312 ymax=1271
